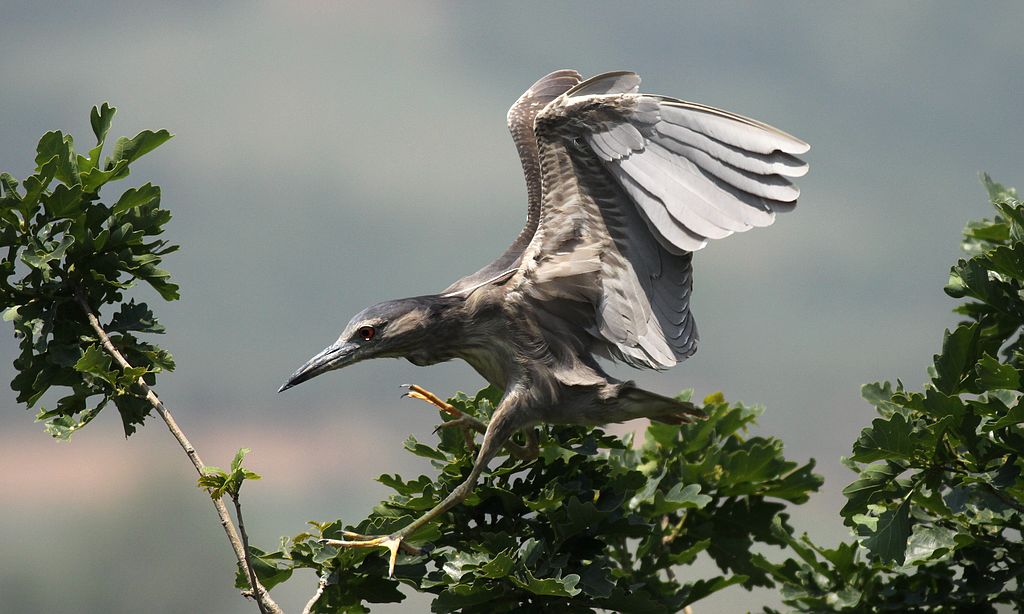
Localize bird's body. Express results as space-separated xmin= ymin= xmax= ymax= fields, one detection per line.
xmin=280 ymin=69 xmax=809 ymax=572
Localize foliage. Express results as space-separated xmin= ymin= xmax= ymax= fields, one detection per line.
xmin=763 ymin=176 xmax=1024 ymax=612
xmin=6 ymin=107 xmax=1022 ymax=612
xmin=249 ymin=387 xmax=822 ymax=613
xmin=0 ymin=104 xmax=177 ymax=438
xmin=199 ymin=447 xmax=263 ymax=499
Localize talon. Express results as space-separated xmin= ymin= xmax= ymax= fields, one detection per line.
xmin=319 ymin=532 xmax=424 ymax=577
xmin=402 ymin=384 xmax=463 ymax=417
xmin=433 ymin=416 xmax=479 ymax=452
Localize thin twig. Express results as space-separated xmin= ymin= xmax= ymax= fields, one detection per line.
xmin=74 ymin=289 xmax=284 ymax=614
xmin=302 ymin=571 xmax=330 ymax=614
xmin=233 ymin=494 xmax=269 ymax=614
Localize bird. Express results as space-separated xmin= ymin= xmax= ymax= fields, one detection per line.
xmin=279 ymin=69 xmax=809 ymax=575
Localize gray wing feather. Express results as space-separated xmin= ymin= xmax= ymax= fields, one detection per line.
xmin=443 ymin=70 xmax=582 ymax=296
xmin=510 ymin=71 xmax=808 ymax=370
xmin=611 ymin=167 xmax=708 ymax=253
xmin=657 ymin=102 xmax=810 ymax=155
xmin=655 ymin=122 xmax=808 ymax=177
xmin=565 ymin=70 xmax=641 ymax=96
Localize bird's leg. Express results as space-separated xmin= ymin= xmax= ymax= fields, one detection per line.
xmin=402 ymin=384 xmax=483 ymax=451
xmin=321 ymin=404 xmax=521 ymax=576
xmin=402 ymin=384 xmax=537 ymax=460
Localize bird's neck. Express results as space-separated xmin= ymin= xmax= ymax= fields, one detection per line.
xmin=408 ymin=293 xmax=518 ymax=390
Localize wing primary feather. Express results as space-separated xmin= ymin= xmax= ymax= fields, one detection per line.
xmin=609 ymin=166 xmax=709 ymax=252
xmin=658 ymin=101 xmax=810 ymax=155
xmin=649 ymin=138 xmax=800 ymax=202
xmin=618 ymin=148 xmax=736 ymax=238
xmin=655 ymin=122 xmax=808 ymax=177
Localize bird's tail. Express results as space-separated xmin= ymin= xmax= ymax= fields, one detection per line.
xmin=619 ymin=387 xmax=706 ymax=424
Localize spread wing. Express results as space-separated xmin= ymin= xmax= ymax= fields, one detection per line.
xmin=509 ymin=71 xmax=809 ymax=369
xmin=444 ymin=70 xmax=583 ymax=295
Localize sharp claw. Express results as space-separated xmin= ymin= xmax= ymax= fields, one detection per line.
xmin=318 ymin=531 xmax=424 ymax=576
xmin=384 ymin=536 xmax=401 ymax=577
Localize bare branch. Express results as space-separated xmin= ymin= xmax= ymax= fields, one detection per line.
xmin=233 ymin=494 xmax=269 ymax=614
xmin=302 ymin=572 xmax=330 ymax=614
xmin=74 ymin=289 xmax=284 ymax=614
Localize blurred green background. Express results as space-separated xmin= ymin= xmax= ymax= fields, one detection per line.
xmin=3 ymin=2 xmax=1023 ymax=612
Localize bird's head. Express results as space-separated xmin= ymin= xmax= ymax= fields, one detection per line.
xmin=278 ymin=295 xmax=456 ymax=392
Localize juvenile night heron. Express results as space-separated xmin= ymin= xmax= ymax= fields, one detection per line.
xmin=280 ymin=70 xmax=809 ymax=573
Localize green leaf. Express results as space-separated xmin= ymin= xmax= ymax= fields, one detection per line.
xmin=851 ymin=413 xmax=918 ymax=463
xmin=975 ymin=353 xmax=1020 ymax=390
xmin=679 ymin=575 xmax=748 ymax=607
xmin=841 ymin=462 xmax=902 ymax=519
xmin=112 ymin=393 xmax=152 ymax=437
xmin=669 ymin=538 xmax=711 ymax=566
xmin=650 ymin=483 xmax=711 ymax=514
xmin=0 ymin=172 xmax=19 ymax=199
xmin=861 ymin=381 xmax=893 ymax=407
xmin=232 ymin=447 xmax=252 ymax=472
xmin=21 ymin=233 xmax=75 ymax=271
xmin=862 ymin=497 xmax=912 ymax=564
xmin=107 ymin=300 xmax=164 ymax=334
xmin=509 ymin=569 xmax=581 ymax=597
xmin=478 ymin=551 xmax=515 ymax=578
xmin=116 ymin=366 xmax=149 ymax=389
xmin=919 ymin=389 xmax=966 ymax=422
xmin=904 ymin=525 xmax=955 ymax=566
xmin=137 ymin=265 xmax=180 ymax=301
xmin=74 ymin=345 xmax=114 ymax=384
xmin=112 ymin=183 xmax=160 ymax=215
xmin=985 ymin=243 xmax=1024 ymax=279
xmin=963 ymin=218 xmax=1010 ymax=243
xmin=981 ymin=172 xmax=1018 ymax=204
xmin=989 ymin=401 xmax=1024 ymax=429
xmin=403 ymin=435 xmax=449 ymax=462
xmin=237 ymin=548 xmax=293 ymax=591
xmin=90 ymin=103 xmax=116 ymax=147
xmin=108 ymin=129 xmax=173 ymax=167
xmin=44 ymin=183 xmax=83 ymax=218
xmin=35 ymin=131 xmax=80 ymax=185
xmin=933 ymin=324 xmax=979 ymax=394
xmin=762 ymin=461 xmax=823 ymax=504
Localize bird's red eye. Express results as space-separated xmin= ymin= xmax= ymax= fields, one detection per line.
xmin=357 ymin=326 xmax=376 ymax=342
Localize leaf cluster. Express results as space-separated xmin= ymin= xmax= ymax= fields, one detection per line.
xmin=1 ymin=104 xmax=177 ymax=438
xmin=248 ymin=388 xmax=821 ymax=613
xmin=198 ymin=447 xmax=263 ymax=500
xmin=764 ymin=176 xmax=1024 ymax=612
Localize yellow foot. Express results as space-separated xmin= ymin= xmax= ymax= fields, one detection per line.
xmin=401 ymin=384 xmax=537 ymax=462
xmin=320 ymin=531 xmax=422 ymax=577
xmin=401 ymin=384 xmax=462 ymax=417
xmin=402 ymin=384 xmax=485 ymax=451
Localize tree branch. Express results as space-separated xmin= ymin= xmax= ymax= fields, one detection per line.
xmin=302 ymin=572 xmax=330 ymax=614
xmin=74 ymin=289 xmax=283 ymax=614
xmin=233 ymin=494 xmax=269 ymax=614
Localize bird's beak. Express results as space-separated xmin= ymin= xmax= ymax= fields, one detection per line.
xmin=278 ymin=341 xmax=359 ymax=392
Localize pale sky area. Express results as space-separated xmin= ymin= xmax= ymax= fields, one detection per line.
xmin=3 ymin=2 xmax=1024 ymax=612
